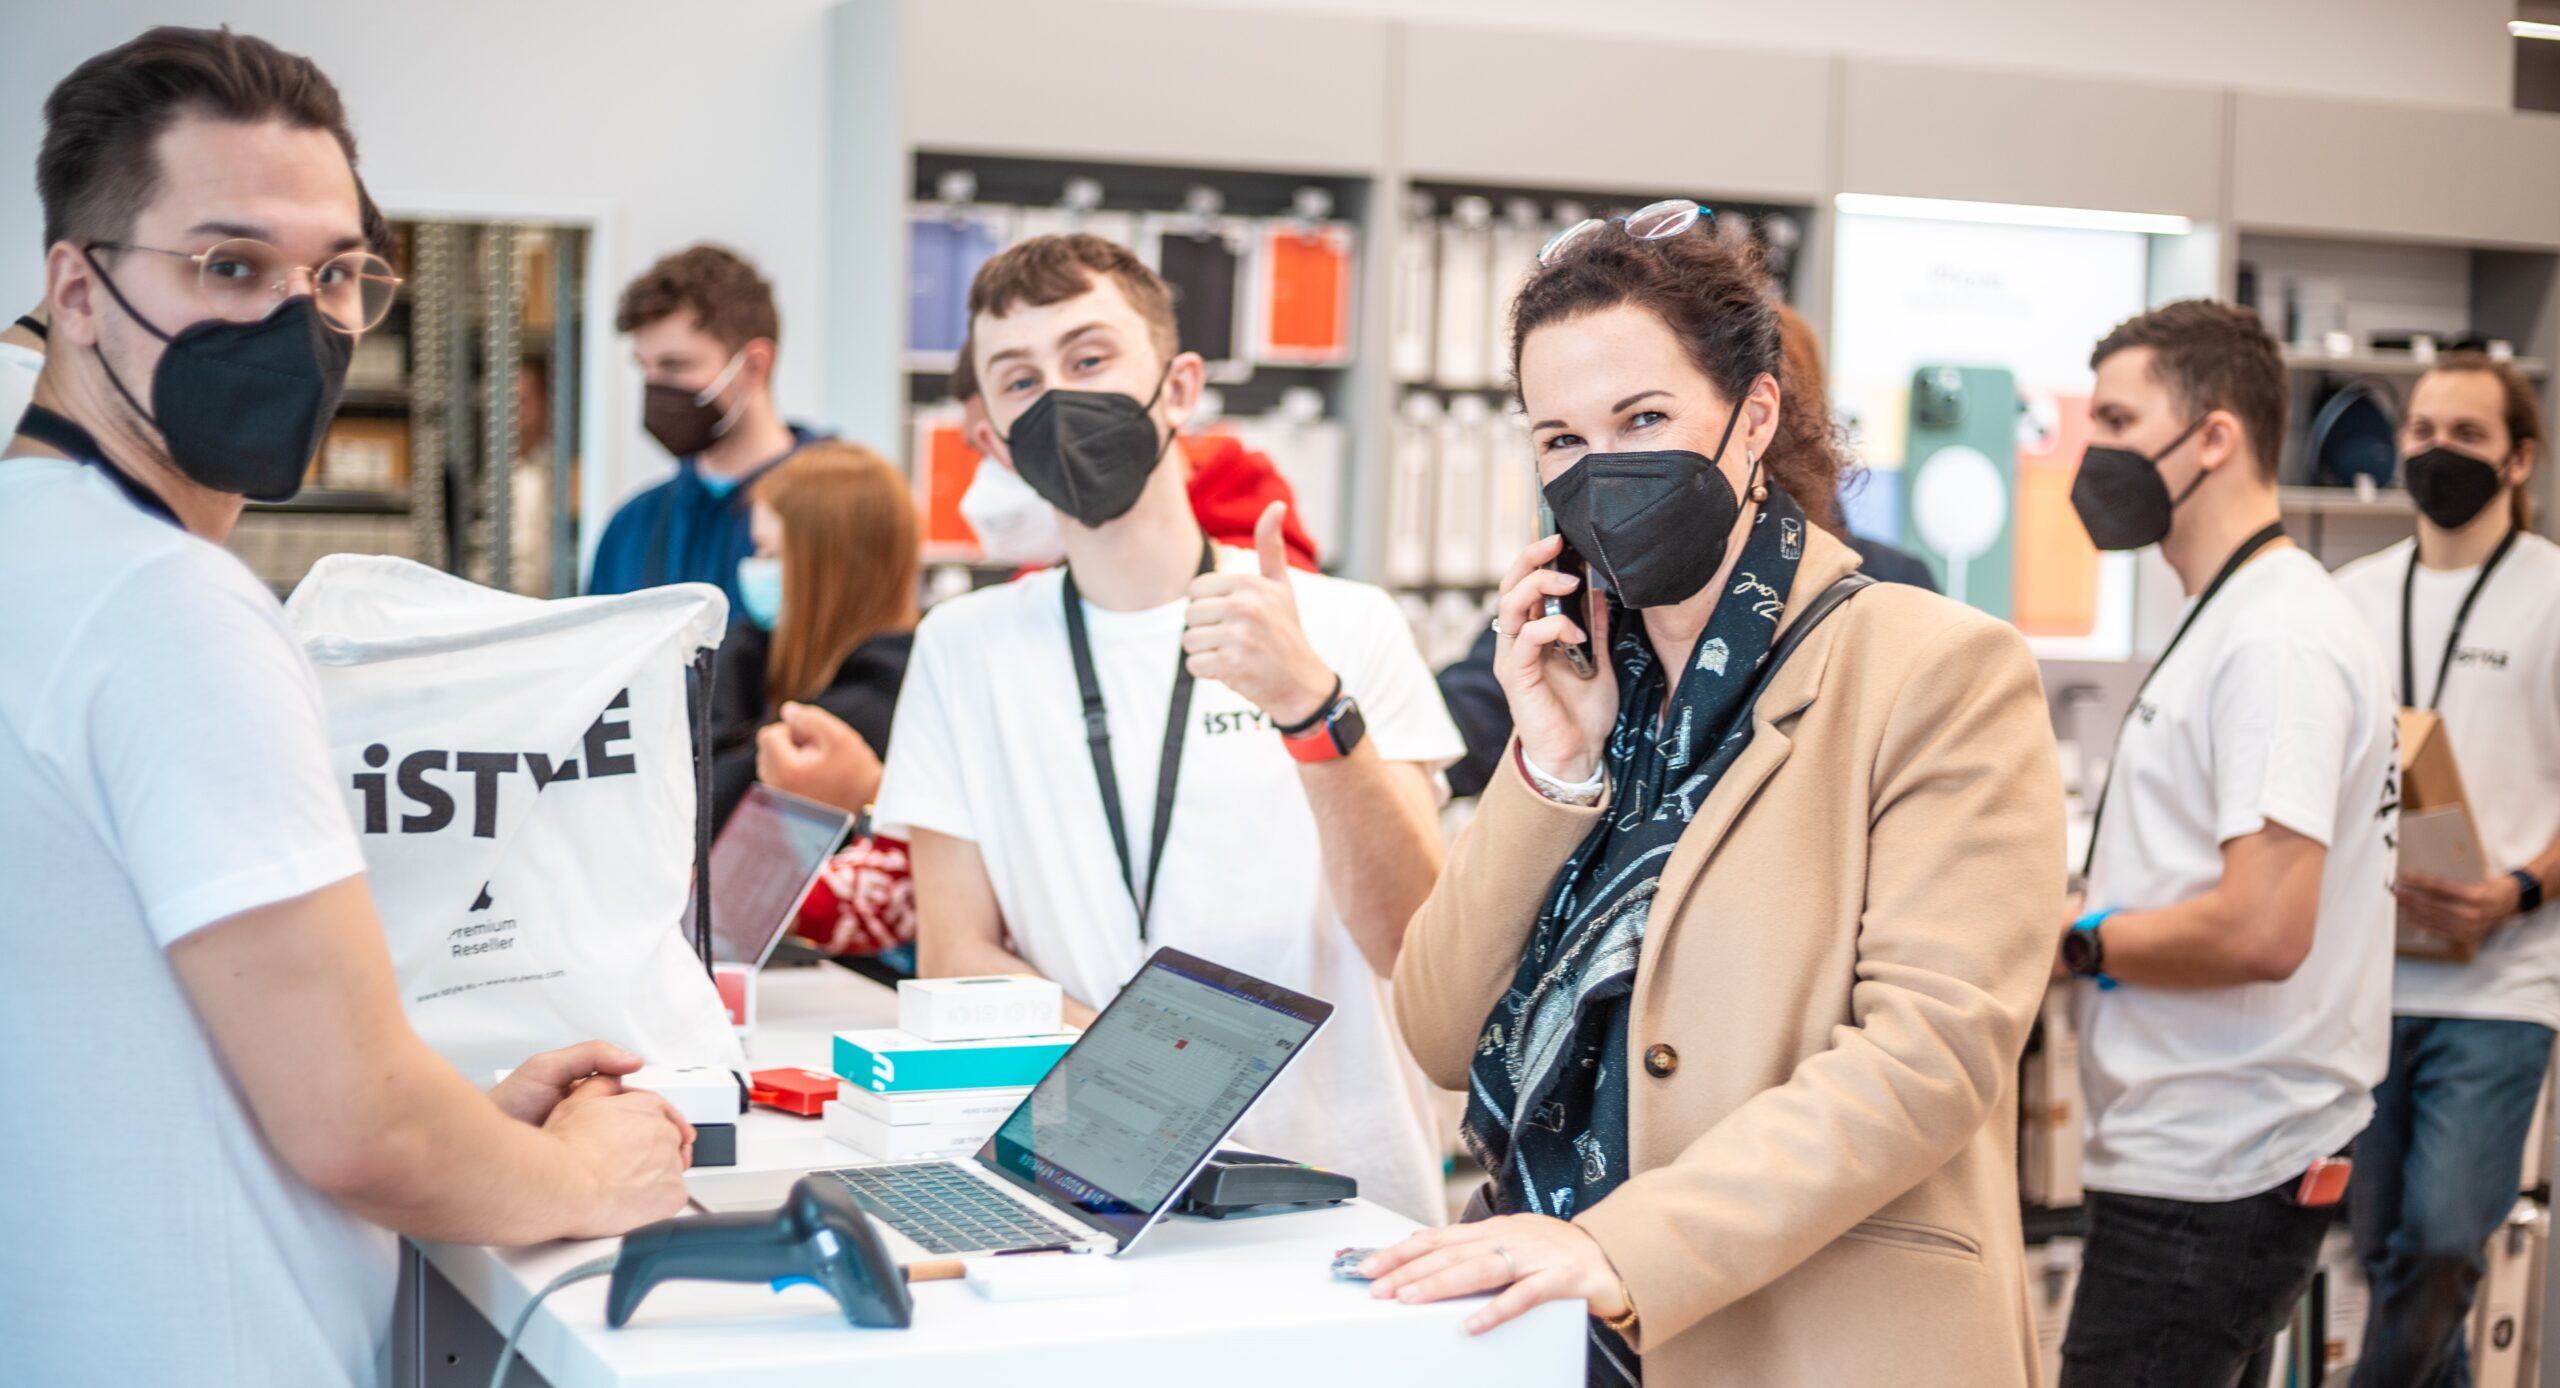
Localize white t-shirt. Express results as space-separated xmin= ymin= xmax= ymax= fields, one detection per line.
xmin=875 ymin=549 xmax=1466 ymax=1224
xmin=2338 ymin=533 xmax=2560 ymax=1030
xmin=0 ymin=455 xmax=391 ymax=1386
xmin=0 ymin=340 xmax=39 ymax=437
xmin=2075 ymin=546 xmax=2398 ymax=1202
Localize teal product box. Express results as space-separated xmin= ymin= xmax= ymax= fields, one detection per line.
xmin=832 ymin=1027 xmax=1077 ymax=1094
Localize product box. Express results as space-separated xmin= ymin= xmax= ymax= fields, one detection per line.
xmin=897 ymin=974 xmax=1064 ymax=1043
xmin=823 ymin=1100 xmax=1000 ymax=1161
xmin=2398 ymin=709 xmax=2491 ymax=962
xmin=2473 ymin=1200 xmax=2545 ymax=1388
xmin=2019 ymin=987 xmax=2085 ymax=1209
xmin=2028 ymin=1236 xmax=2081 ymax=1388
xmin=2317 ymin=1228 xmax=2368 ymax=1383
xmin=831 ymin=1028 xmax=1076 ymax=1095
xmin=836 ymin=1083 xmax=1031 ymax=1128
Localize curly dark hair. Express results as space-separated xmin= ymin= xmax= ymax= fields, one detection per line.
xmin=1509 ymin=226 xmax=1845 ymax=531
xmin=616 ymin=243 xmax=780 ymax=353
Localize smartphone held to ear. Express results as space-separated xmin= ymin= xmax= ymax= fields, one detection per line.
xmin=1538 ymin=506 xmax=1598 ymax=680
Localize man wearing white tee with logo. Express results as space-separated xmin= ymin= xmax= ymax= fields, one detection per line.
xmin=874 ymin=235 xmax=1462 ymax=1224
xmin=2335 ymin=356 xmax=2560 ymax=1387
xmin=0 ymin=30 xmax=693 ymax=1386
xmin=2052 ymin=301 xmax=2397 ymax=1388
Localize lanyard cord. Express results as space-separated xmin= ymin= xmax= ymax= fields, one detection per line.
xmin=2401 ymin=526 xmax=2520 ymax=712
xmin=2079 ymin=521 xmax=2289 ymax=881
xmin=1061 ymin=538 xmax=1215 ymax=941
xmin=15 ymin=404 xmax=181 ymax=528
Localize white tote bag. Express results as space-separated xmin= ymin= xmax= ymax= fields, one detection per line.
xmin=286 ymin=555 xmax=745 ymax=1079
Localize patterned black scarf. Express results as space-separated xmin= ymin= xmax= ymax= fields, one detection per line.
xmin=1461 ymin=486 xmax=1808 ymax=1385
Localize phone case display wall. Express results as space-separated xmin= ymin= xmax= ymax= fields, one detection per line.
xmin=1830 ymin=212 xmax=2158 ymax=661
xmin=2233 ymin=232 xmax=2558 ymax=569
xmin=1382 ymin=183 xmax=1810 ymax=663
xmin=227 ymin=222 xmax=586 ymax=600
xmin=902 ymin=153 xmax=1366 ymax=570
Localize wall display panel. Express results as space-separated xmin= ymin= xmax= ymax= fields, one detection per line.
xmin=1831 ymin=212 xmax=2155 ymax=660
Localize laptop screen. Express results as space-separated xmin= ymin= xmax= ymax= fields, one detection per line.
xmin=977 ymin=947 xmax=1331 ymax=1248
xmin=685 ymin=785 xmax=851 ymax=967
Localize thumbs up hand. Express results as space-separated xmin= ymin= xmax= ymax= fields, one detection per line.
xmin=1183 ymin=502 xmax=1337 ymax=728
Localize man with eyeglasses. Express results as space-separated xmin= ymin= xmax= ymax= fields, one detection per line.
xmin=0 ymin=28 xmax=696 ymax=1387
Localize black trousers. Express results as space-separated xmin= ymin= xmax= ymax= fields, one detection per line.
xmin=2060 ymin=1185 xmax=2335 ymax=1388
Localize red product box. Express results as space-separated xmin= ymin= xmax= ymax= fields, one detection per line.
xmin=748 ymin=1067 xmax=838 ymax=1117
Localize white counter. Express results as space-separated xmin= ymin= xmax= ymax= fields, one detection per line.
xmin=406 ymin=963 xmax=1583 ymax=1386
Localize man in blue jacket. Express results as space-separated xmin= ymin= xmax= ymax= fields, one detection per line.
xmin=589 ymin=244 xmax=824 ymax=605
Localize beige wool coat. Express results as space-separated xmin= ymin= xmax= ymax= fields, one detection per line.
xmin=1396 ymin=526 xmax=2065 ymax=1387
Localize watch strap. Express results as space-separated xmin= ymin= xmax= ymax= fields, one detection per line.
xmin=2071 ymin=908 xmax=2119 ymax=990
xmin=2516 ymin=869 xmax=2546 ymax=916
xmin=1273 ymin=674 xmax=1343 ymax=738
xmin=1282 ymin=689 xmax=1363 ymax=764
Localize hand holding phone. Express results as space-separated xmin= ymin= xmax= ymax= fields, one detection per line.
xmin=1541 ymin=533 xmax=1598 ymax=681
xmin=1493 ymin=531 xmax=1619 ymax=786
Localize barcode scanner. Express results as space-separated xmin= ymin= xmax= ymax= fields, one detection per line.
xmin=605 ymin=1175 xmax=913 ymax=1330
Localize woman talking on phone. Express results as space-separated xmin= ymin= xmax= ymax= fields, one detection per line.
xmin=1363 ymin=207 xmax=2063 ymax=1385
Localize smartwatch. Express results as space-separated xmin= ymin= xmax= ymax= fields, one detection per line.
xmin=1278 ymin=676 xmax=1367 ymax=764
xmin=2064 ymin=909 xmax=2118 ymax=990
xmin=2516 ymin=868 xmax=2547 ymax=917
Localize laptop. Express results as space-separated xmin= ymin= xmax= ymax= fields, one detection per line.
xmin=684 ymin=784 xmax=854 ymax=968
xmin=688 ymin=947 xmax=1332 ymax=1261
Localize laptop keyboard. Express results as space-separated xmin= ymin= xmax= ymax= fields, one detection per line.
xmin=825 ymin=1162 xmax=1086 ymax=1255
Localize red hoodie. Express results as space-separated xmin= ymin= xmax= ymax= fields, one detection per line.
xmin=1181 ymin=433 xmax=1320 ymax=571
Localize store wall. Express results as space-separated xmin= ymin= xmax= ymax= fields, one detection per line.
xmin=1153 ymin=0 xmax=2518 ymax=111
xmin=0 ymin=0 xmax=838 ymax=574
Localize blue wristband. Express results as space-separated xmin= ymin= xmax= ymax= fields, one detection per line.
xmin=2073 ymin=908 xmax=2120 ymax=991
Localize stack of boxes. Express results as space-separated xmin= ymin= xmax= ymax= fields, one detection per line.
xmin=823 ymin=976 xmax=1075 ymax=1161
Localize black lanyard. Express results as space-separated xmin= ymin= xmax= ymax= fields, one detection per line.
xmin=2401 ymin=526 xmax=2519 ymax=711
xmin=15 ymin=404 xmax=181 ymax=528
xmin=2080 ymin=521 xmax=2289 ymax=880
xmin=1062 ymin=539 xmax=1215 ymax=941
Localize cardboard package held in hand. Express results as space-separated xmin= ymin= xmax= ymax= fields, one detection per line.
xmin=2397 ymin=709 xmax=2493 ymax=963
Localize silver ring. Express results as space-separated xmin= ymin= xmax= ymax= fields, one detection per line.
xmin=1493 ymin=1244 xmax=1517 ymax=1281
xmin=1490 ymin=617 xmax=1514 ymax=638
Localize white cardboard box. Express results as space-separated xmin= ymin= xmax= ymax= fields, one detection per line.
xmin=2021 ymin=987 xmax=2085 ymax=1209
xmin=2318 ymin=1227 xmax=2368 ymax=1383
xmin=2473 ymin=1199 xmax=2546 ymax=1388
xmin=824 ymin=1100 xmax=1003 ymax=1161
xmin=897 ymin=975 xmax=1064 ymax=1042
xmin=836 ymin=1083 xmax=1032 ymax=1128
xmin=2029 ymin=1236 xmax=2082 ymax=1388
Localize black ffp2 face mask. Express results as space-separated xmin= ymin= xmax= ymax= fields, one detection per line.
xmin=1541 ymin=397 xmax=1752 ymax=610
xmin=2069 ymin=415 xmax=2209 ymax=552
xmin=998 ymin=368 xmax=1175 ymax=528
xmin=86 ymin=250 xmax=351 ymax=502
xmin=2402 ymin=445 xmax=2507 ymax=529
xmin=642 ymin=350 xmax=747 ymax=459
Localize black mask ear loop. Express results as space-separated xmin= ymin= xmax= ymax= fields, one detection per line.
xmin=76 ymin=247 xmax=178 ymax=432
xmin=2154 ymin=414 xmax=2215 ymax=512
xmin=1708 ymin=382 xmax=1765 ymax=502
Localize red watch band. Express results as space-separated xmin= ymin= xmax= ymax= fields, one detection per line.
xmin=1283 ymin=716 xmax=1345 ymax=763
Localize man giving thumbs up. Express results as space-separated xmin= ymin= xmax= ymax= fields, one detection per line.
xmin=869 ymin=233 xmax=1465 ymax=1224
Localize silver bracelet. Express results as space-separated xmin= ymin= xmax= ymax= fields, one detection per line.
xmin=1521 ymin=748 xmax=1607 ymax=807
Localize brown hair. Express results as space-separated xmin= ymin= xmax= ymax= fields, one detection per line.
xmin=2090 ymin=300 xmax=2287 ymax=482
xmin=39 ymin=26 xmax=359 ymax=249
xmin=1772 ymin=303 xmax=1865 ymax=537
xmin=967 ymin=233 xmax=1179 ymax=367
xmin=1509 ymin=226 xmax=1844 ymax=530
xmin=950 ymin=329 xmax=979 ymax=403
xmin=616 ymin=244 xmax=780 ymax=354
xmin=2416 ymin=353 xmax=2544 ymax=530
xmin=754 ymin=442 xmax=920 ymax=710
